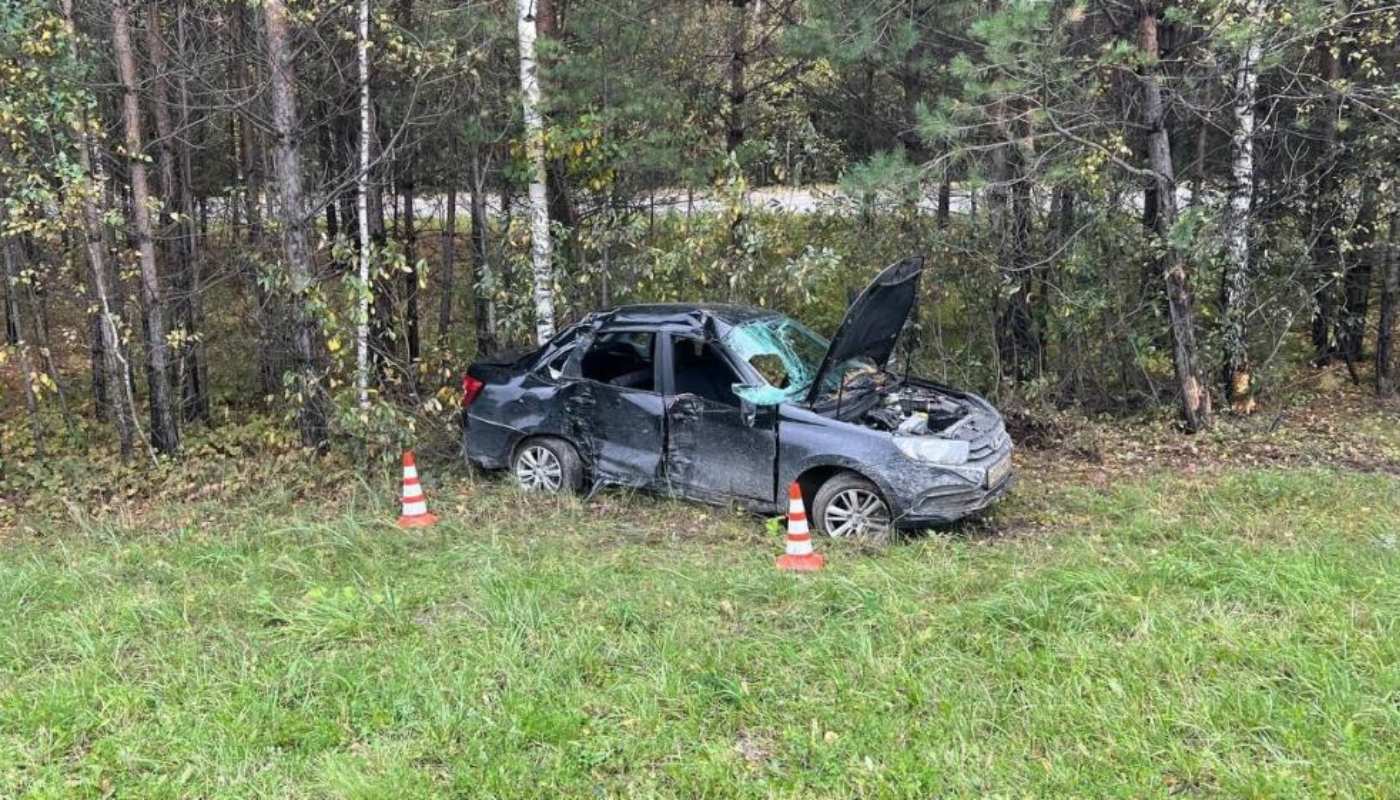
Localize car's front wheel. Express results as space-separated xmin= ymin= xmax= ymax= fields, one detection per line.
xmin=813 ymin=473 xmax=895 ymax=544
xmin=511 ymin=437 xmax=585 ymax=494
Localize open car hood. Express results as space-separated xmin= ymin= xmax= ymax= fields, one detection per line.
xmin=804 ymin=256 xmax=924 ymax=405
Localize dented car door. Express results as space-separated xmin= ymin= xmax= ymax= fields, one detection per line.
xmin=662 ymin=334 xmax=777 ymax=504
xmin=565 ymin=331 xmax=666 ymax=488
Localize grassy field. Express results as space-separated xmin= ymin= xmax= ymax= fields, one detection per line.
xmin=3 ymin=453 xmax=1400 ymax=798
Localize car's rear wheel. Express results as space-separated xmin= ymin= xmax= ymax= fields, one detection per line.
xmin=512 ymin=437 xmax=584 ymax=494
xmin=812 ymin=473 xmax=895 ymax=545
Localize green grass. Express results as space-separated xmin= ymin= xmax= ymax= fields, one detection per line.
xmin=3 ymin=467 xmax=1399 ymax=798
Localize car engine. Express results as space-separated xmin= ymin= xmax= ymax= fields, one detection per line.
xmin=862 ymin=383 xmax=971 ymax=435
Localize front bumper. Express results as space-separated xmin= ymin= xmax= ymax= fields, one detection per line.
xmin=896 ymin=471 xmax=1015 ymax=527
xmin=884 ymin=446 xmax=1015 ymax=528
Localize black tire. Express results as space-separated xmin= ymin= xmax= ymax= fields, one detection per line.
xmin=811 ymin=472 xmax=896 ymax=545
xmin=511 ymin=436 xmax=586 ymax=494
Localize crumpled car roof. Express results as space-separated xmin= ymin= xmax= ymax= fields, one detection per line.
xmin=593 ymin=303 xmax=783 ymax=333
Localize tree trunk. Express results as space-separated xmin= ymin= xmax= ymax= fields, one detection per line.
xmin=1044 ymin=186 xmax=1075 ymax=375
xmin=397 ymin=0 xmax=421 ymax=376
xmin=401 ymin=179 xmax=420 ymax=373
xmin=237 ymin=50 xmax=263 ymax=247
xmin=2 ymin=263 xmax=15 ymax=346
xmin=1140 ymin=7 xmax=1210 ymax=431
xmin=534 ymin=0 xmax=579 ymax=259
xmin=62 ymin=0 xmax=135 ymax=458
xmin=517 ymin=0 xmax=557 ymax=344
xmin=19 ymin=244 xmax=74 ymax=434
xmin=726 ymin=0 xmax=752 ymax=153
xmin=989 ymin=81 xmax=1038 ymax=384
xmin=995 ymin=133 xmax=1039 ymax=384
xmin=439 ymin=185 xmax=457 ymax=343
xmin=3 ymin=237 xmax=45 ymax=457
xmin=1220 ymin=12 xmax=1261 ymax=414
xmin=367 ymin=101 xmax=394 ymax=376
xmin=74 ymin=217 xmax=106 ymax=420
xmin=355 ymin=0 xmax=371 ymax=409
xmin=175 ymin=4 xmax=209 ymax=423
xmin=113 ymin=0 xmax=179 ymax=454
xmin=143 ymin=8 xmax=182 ymax=252
xmin=1340 ymin=177 xmax=1379 ymax=366
xmin=262 ymin=0 xmax=329 ymax=449
xmin=469 ymin=149 xmax=497 ymax=356
xmin=1377 ymin=210 xmax=1399 ymax=396
xmin=1309 ymin=41 xmax=1343 ymax=362
xmin=937 ymin=177 xmax=951 ymax=229
xmin=230 ymin=0 xmax=277 ymax=398
xmin=145 ymin=1 xmax=208 ymax=424
xmin=143 ymin=6 xmax=186 ymax=402
xmin=319 ymin=110 xmax=344 ymax=271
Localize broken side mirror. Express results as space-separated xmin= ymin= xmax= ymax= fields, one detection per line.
xmin=732 ymin=383 xmax=784 ymax=427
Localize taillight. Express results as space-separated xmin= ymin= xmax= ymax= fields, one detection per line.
xmin=461 ymin=374 xmax=485 ymax=409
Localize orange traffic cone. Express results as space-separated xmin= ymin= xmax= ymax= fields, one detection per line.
xmin=397 ymin=450 xmax=439 ymax=528
xmin=776 ymin=482 xmax=824 ymax=572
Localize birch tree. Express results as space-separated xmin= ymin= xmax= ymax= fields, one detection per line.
xmin=356 ymin=0 xmax=372 ymax=409
xmin=57 ymin=0 xmax=136 ymax=461
xmin=516 ymin=0 xmax=556 ymax=344
xmin=1220 ymin=0 xmax=1264 ymax=414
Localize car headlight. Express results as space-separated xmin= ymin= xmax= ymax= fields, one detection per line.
xmin=893 ymin=435 xmax=969 ymax=465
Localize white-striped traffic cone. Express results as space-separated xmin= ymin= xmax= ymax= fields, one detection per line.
xmin=776 ymin=482 xmax=824 ymax=572
xmin=397 ymin=450 xmax=439 ymax=528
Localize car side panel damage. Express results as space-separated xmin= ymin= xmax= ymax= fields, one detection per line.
xmin=666 ymin=393 xmax=778 ymax=504
xmin=565 ymin=380 xmax=665 ymax=489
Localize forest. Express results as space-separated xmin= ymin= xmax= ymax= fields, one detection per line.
xmin=2 ymin=0 xmax=1399 ymax=464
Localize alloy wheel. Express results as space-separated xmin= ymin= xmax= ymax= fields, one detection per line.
xmin=515 ymin=445 xmax=564 ymax=492
xmin=823 ymin=488 xmax=892 ymax=542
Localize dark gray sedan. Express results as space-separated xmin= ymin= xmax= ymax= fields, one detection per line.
xmin=460 ymin=257 xmax=1013 ymax=542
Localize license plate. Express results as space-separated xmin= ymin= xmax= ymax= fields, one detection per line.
xmin=986 ymin=455 xmax=1012 ymax=488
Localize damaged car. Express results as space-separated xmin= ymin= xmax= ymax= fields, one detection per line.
xmin=460 ymin=256 xmax=1013 ymax=542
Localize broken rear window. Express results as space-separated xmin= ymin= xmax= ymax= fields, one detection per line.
xmin=581 ymin=332 xmax=656 ymax=391
xmin=721 ymin=316 xmax=828 ymax=400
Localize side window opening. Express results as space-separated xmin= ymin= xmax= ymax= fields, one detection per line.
xmin=541 ymin=346 xmax=573 ymax=380
xmin=673 ymin=336 xmax=741 ymax=406
xmin=580 ymin=332 xmax=655 ymax=391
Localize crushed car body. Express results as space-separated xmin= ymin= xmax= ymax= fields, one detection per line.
xmin=461 ymin=256 xmax=1014 ymax=541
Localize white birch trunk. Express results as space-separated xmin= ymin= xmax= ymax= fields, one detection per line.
xmin=59 ymin=0 xmax=141 ymax=462
xmin=516 ymin=0 xmax=556 ymax=344
xmin=356 ymin=0 xmax=371 ymax=409
xmin=1221 ymin=7 xmax=1262 ymax=413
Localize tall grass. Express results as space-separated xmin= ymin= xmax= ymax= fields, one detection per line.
xmin=2 ymin=468 xmax=1398 ymax=797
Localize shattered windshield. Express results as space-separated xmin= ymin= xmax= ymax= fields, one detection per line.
xmin=721 ymin=316 xmax=829 ymax=401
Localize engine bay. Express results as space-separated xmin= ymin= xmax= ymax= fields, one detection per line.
xmin=862 ymin=383 xmax=972 ymax=435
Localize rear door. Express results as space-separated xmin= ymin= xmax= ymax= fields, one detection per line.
xmin=662 ymin=333 xmax=777 ymax=504
xmin=565 ymin=330 xmax=666 ymax=487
